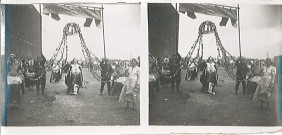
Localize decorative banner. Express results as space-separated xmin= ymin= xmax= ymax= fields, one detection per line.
xmin=219 ymin=17 xmax=229 ymax=26
xmin=179 ymin=3 xmax=238 ymax=20
xmin=43 ymin=4 xmax=102 ymax=27
xmin=179 ymin=3 xmax=238 ymax=27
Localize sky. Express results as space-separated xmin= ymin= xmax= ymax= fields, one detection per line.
xmin=42 ymin=4 xmax=141 ymax=61
xmin=178 ymin=5 xmax=281 ymax=59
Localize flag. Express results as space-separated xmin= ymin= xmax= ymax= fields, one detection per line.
xmin=51 ymin=13 xmax=60 ymax=21
xmin=219 ymin=17 xmax=229 ymax=26
xmin=187 ymin=11 xmax=196 ymax=19
xmin=84 ymin=18 xmax=93 ymax=27
xmin=231 ymin=19 xmax=237 ymax=28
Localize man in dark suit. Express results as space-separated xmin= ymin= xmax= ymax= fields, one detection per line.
xmin=33 ymin=54 xmax=47 ymax=94
xmin=169 ymin=53 xmax=182 ymax=93
xmin=235 ymin=58 xmax=248 ymax=94
xmin=100 ymin=59 xmax=113 ymax=95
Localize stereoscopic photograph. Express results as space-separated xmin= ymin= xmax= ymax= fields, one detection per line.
xmin=2 ymin=3 xmax=141 ymax=126
xmin=149 ymin=3 xmax=281 ymax=126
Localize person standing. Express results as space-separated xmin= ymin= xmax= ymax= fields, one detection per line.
xmin=246 ymin=60 xmax=263 ymax=95
xmin=119 ymin=58 xmax=140 ymax=109
xmin=7 ymin=54 xmax=23 ymax=108
xmin=199 ymin=60 xmax=208 ymax=93
xmin=161 ymin=58 xmax=170 ymax=88
xmin=34 ymin=54 xmax=47 ymax=94
xmin=234 ymin=58 xmax=248 ymax=94
xmin=111 ymin=61 xmax=128 ymax=96
xmin=253 ymin=58 xmax=276 ymax=108
xmin=206 ymin=56 xmax=217 ymax=94
xmin=169 ymin=53 xmax=182 ymax=93
xmin=100 ymin=59 xmax=113 ymax=95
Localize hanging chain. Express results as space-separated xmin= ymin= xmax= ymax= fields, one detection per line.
xmin=48 ymin=22 xmax=101 ymax=81
xmin=49 ymin=37 xmax=65 ymax=67
xmin=184 ymin=21 xmax=237 ymax=80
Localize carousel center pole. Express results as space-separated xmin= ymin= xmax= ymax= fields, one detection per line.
xmin=237 ymin=4 xmax=242 ymax=58
xmin=40 ymin=4 xmax=42 ymax=57
xmin=102 ymin=5 xmax=106 ymax=59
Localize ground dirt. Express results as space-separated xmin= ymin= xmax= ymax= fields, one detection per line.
xmin=6 ymin=68 xmax=139 ymax=126
xmin=149 ymin=67 xmax=278 ymax=126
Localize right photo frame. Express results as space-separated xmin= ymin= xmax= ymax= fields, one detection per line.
xmin=148 ymin=3 xmax=281 ymax=126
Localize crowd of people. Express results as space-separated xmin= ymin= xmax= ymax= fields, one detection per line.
xmin=149 ymin=53 xmax=182 ymax=100
xmin=7 ymin=53 xmax=47 ymax=108
xmin=6 ymin=53 xmax=140 ymax=110
xmin=99 ymin=57 xmax=140 ymax=109
xmin=149 ymin=53 xmax=277 ymax=109
xmin=236 ymin=58 xmax=276 ymax=108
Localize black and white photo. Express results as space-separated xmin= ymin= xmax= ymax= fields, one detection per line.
xmin=2 ymin=3 xmax=141 ymax=126
xmin=148 ymin=3 xmax=281 ymax=126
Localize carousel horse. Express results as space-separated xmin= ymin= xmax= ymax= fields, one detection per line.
xmin=65 ymin=59 xmax=83 ymax=95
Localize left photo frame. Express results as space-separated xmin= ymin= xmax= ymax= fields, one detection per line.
xmin=1 ymin=3 xmax=141 ymax=126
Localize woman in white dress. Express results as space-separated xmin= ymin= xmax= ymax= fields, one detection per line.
xmin=119 ymin=58 xmax=140 ymax=109
xmin=253 ymin=58 xmax=276 ymax=108
xmin=7 ymin=54 xmax=23 ymax=108
xmin=206 ymin=56 xmax=217 ymax=94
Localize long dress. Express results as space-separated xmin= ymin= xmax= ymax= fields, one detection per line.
xmin=66 ymin=64 xmax=83 ymax=89
xmin=206 ymin=62 xmax=217 ymax=93
xmin=253 ymin=65 xmax=276 ymax=102
xmin=111 ymin=66 xmax=128 ymax=96
xmin=119 ymin=66 xmax=140 ymax=103
xmin=246 ymin=66 xmax=262 ymax=94
xmin=7 ymin=72 xmax=23 ymax=107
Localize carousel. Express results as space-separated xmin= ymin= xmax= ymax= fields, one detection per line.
xmin=48 ymin=22 xmax=101 ymax=95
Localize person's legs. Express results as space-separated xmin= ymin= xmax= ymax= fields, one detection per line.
xmin=36 ymin=81 xmax=40 ymax=95
xmin=111 ymin=80 xmax=115 ymax=90
xmin=21 ymin=82 xmax=25 ymax=95
xmin=242 ymin=80 xmax=246 ymax=94
xmin=41 ymin=74 xmax=46 ymax=94
xmin=126 ymin=101 xmax=129 ymax=108
xmin=260 ymin=100 xmax=264 ymax=108
xmin=155 ymin=77 xmax=160 ymax=92
xmin=235 ymin=80 xmax=240 ymax=94
xmin=176 ymin=74 xmax=181 ymax=92
xmin=100 ymin=82 xmax=105 ymax=95
xmin=106 ymin=81 xmax=111 ymax=95
xmin=251 ymin=83 xmax=258 ymax=96
xmin=132 ymin=102 xmax=135 ymax=110
xmin=170 ymin=77 xmax=175 ymax=93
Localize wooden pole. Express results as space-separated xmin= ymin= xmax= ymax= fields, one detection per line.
xmin=39 ymin=4 xmax=42 ymax=56
xmin=237 ymin=4 xmax=242 ymax=58
xmin=101 ymin=5 xmax=106 ymax=59
xmin=176 ymin=3 xmax=179 ymax=54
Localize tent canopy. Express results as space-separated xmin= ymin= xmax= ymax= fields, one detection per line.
xmin=179 ymin=3 xmax=238 ymax=20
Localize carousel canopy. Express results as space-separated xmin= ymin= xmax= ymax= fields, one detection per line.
xmin=179 ymin=3 xmax=238 ymax=27
xmin=179 ymin=3 xmax=238 ymax=19
xmin=43 ymin=4 xmax=102 ymax=27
